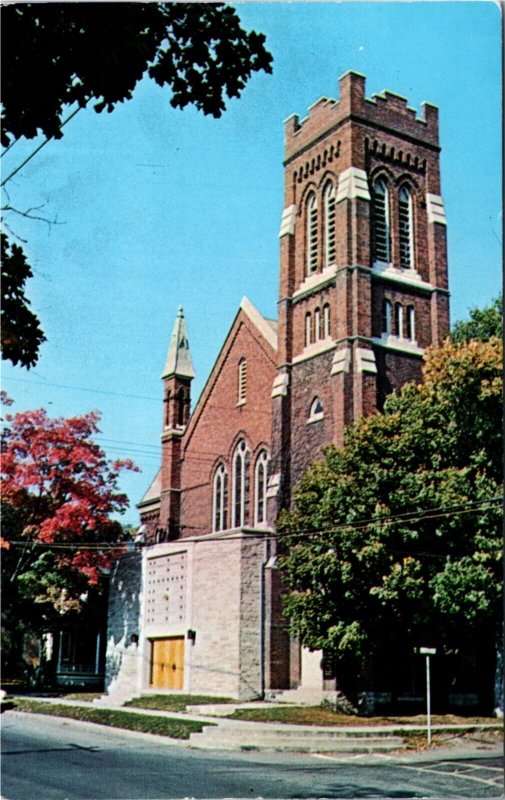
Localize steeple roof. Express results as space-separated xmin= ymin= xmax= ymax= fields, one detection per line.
xmin=161 ymin=306 xmax=195 ymax=380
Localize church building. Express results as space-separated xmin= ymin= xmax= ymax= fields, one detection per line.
xmin=105 ymin=71 xmax=450 ymax=706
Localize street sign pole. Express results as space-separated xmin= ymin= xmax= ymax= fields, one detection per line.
xmin=419 ymin=647 xmax=436 ymax=745
xmin=425 ymin=653 xmax=432 ymax=744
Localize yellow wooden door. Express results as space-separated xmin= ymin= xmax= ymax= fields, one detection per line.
xmin=150 ymin=637 xmax=184 ymax=689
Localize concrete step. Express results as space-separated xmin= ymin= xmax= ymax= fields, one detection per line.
xmin=186 ymin=702 xmax=282 ymax=717
xmin=93 ymin=693 xmax=136 ymax=707
xmin=188 ymin=728 xmax=405 ymax=753
xmin=270 ymin=688 xmax=325 ymax=705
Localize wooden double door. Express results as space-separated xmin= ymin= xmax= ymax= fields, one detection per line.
xmin=150 ymin=637 xmax=185 ymax=690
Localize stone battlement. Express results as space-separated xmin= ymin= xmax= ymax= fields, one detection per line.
xmin=285 ymin=71 xmax=439 ymax=161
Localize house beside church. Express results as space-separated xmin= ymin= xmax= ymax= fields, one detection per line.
xmin=105 ymin=71 xmax=456 ymax=709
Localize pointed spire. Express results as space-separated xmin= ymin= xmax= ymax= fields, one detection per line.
xmin=161 ymin=306 xmax=195 ymax=380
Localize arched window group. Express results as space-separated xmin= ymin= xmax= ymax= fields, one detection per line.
xmin=305 ymin=303 xmax=331 ymax=346
xmin=305 ymin=180 xmax=337 ymax=275
xmin=382 ymin=299 xmax=416 ymax=340
xmin=372 ymin=178 xmax=414 ymax=269
xmin=213 ymin=443 xmax=270 ymax=531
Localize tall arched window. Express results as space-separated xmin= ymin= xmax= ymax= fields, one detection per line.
xmin=254 ymin=450 xmax=269 ymax=526
xmin=323 ymin=304 xmax=331 ymax=338
xmin=407 ymin=305 xmax=416 ymax=340
xmin=305 ymin=312 xmax=312 ymax=346
xmin=237 ymin=358 xmax=247 ymax=404
xmin=382 ymin=299 xmax=392 ymax=334
xmin=213 ymin=464 xmax=228 ymax=532
xmin=306 ymin=193 xmax=318 ymax=275
xmin=323 ymin=181 xmax=336 ymax=267
xmin=314 ymin=307 xmax=321 ymax=341
xmin=399 ymin=186 xmax=414 ymax=268
xmin=232 ymin=440 xmax=250 ymax=528
xmin=394 ymin=303 xmax=404 ymax=338
xmin=372 ymin=178 xmax=390 ymax=263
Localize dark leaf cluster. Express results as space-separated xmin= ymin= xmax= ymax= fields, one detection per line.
xmin=1 ymin=233 xmax=46 ymax=368
xmin=1 ymin=3 xmax=273 ymax=146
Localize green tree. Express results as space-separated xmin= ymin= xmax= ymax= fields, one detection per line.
xmin=1 ymin=3 xmax=272 ymax=367
xmin=0 ymin=404 xmax=138 ymax=671
xmin=451 ymin=295 xmax=502 ymax=343
xmin=278 ymin=337 xmax=502 ymax=711
xmin=1 ymin=233 xmax=46 ymax=368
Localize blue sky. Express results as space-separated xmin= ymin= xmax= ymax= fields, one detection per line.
xmin=2 ymin=2 xmax=502 ymax=525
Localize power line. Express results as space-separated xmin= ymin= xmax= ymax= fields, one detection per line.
xmin=1 ymin=106 xmax=82 ymax=187
xmin=5 ymin=498 xmax=501 ymax=553
xmin=2 ymin=376 xmax=159 ymax=403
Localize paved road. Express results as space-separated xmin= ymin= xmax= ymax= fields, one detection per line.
xmin=1 ymin=712 xmax=503 ymax=799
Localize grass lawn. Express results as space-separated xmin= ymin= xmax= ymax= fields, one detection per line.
xmin=12 ymin=699 xmax=213 ymax=739
xmin=225 ymin=706 xmax=501 ymax=727
xmin=124 ymin=694 xmax=235 ymax=712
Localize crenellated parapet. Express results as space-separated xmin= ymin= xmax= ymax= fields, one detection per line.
xmin=284 ymin=71 xmax=440 ymax=164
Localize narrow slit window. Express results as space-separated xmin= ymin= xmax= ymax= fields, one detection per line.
xmin=407 ymin=305 xmax=416 ymax=340
xmin=394 ymin=303 xmax=404 ymax=338
xmin=238 ymin=358 xmax=247 ymax=404
xmin=382 ymin=299 xmax=392 ymax=334
xmin=306 ymin=193 xmax=318 ymax=274
xmin=399 ymin=186 xmax=414 ymax=269
xmin=372 ymin=178 xmax=390 ymax=263
xmin=323 ymin=304 xmax=330 ymax=338
xmin=254 ymin=450 xmax=269 ymax=526
xmin=177 ymin=388 xmax=185 ymax=426
xmin=213 ymin=464 xmax=228 ymax=532
xmin=324 ymin=181 xmax=336 ymax=267
xmin=314 ymin=307 xmax=321 ymax=341
xmin=305 ymin=312 xmax=312 ymax=346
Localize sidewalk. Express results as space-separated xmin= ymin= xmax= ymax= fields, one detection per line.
xmin=6 ymin=694 xmax=503 ymax=760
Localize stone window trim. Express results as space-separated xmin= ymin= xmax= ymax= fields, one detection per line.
xmin=307 ymin=396 xmax=324 ymax=424
xmin=373 ymin=334 xmax=424 ymax=357
xmin=371 ymin=261 xmax=432 ymax=291
xmin=212 ymin=463 xmax=228 ymax=533
xmin=237 ymin=357 xmax=247 ymax=406
xmin=254 ymin=450 xmax=270 ymax=527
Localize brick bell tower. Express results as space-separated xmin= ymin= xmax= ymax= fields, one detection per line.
xmin=268 ymin=70 xmax=449 ymax=520
xmin=159 ymin=306 xmax=194 ymax=540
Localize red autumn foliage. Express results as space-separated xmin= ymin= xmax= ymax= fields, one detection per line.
xmin=1 ymin=407 xmax=138 ymax=584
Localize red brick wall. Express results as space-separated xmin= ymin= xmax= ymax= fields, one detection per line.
xmin=178 ymin=311 xmax=276 ymax=537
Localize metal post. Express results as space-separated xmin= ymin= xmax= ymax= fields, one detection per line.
xmin=426 ymin=654 xmax=431 ymax=744
xmin=419 ymin=646 xmax=436 ymax=745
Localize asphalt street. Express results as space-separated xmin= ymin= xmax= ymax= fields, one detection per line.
xmin=1 ymin=711 xmax=503 ymax=800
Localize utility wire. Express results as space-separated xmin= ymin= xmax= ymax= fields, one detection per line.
xmin=1 ymin=106 xmax=82 ymax=187
xmin=5 ymin=498 xmax=501 ymax=553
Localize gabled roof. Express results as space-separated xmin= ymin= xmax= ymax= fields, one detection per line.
xmin=162 ymin=306 xmax=195 ymax=380
xmin=183 ymin=296 xmax=277 ymax=446
xmin=138 ymin=468 xmax=161 ymax=508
